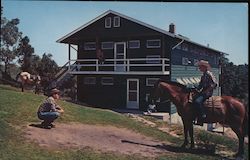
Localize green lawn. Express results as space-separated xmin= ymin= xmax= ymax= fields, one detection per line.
xmin=0 ymin=84 xmax=248 ymax=160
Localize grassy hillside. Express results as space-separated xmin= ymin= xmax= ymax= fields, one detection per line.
xmin=0 ymin=84 xmax=248 ymax=160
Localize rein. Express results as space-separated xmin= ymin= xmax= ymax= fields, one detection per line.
xmin=159 ymin=99 xmax=170 ymax=104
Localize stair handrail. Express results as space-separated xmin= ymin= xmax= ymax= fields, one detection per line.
xmin=54 ymin=61 xmax=70 ymax=78
xmin=53 ymin=61 xmax=77 ymax=83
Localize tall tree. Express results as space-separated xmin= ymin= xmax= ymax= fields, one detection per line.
xmin=16 ymin=36 xmax=35 ymax=73
xmin=220 ymin=55 xmax=249 ymax=107
xmin=37 ymin=53 xmax=59 ymax=90
xmin=0 ymin=6 xmax=22 ymax=74
xmin=30 ymin=54 xmax=42 ymax=75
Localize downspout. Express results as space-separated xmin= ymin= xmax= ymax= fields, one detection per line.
xmin=170 ymin=38 xmax=185 ymax=81
xmin=170 ymin=39 xmax=185 ymax=81
xmin=169 ymin=39 xmax=184 ymax=120
xmin=172 ymin=39 xmax=184 ymax=50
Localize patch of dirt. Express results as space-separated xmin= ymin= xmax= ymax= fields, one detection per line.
xmin=24 ymin=123 xmax=169 ymax=157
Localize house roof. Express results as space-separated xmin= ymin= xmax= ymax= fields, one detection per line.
xmin=57 ymin=10 xmax=226 ymax=55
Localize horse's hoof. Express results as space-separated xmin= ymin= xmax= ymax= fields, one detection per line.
xmin=180 ymin=144 xmax=187 ymax=149
xmin=234 ymin=153 xmax=244 ymax=160
xmin=189 ymin=144 xmax=195 ymax=149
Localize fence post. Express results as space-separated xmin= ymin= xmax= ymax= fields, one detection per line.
xmin=162 ymin=59 xmax=165 ymax=72
xmin=96 ymin=59 xmax=99 ymax=72
xmin=127 ymin=59 xmax=130 ymax=72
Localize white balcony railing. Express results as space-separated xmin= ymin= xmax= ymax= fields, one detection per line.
xmin=68 ymin=58 xmax=170 ymax=75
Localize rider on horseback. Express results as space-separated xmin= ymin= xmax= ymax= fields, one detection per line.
xmin=193 ymin=60 xmax=217 ymax=123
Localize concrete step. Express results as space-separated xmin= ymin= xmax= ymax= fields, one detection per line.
xmin=143 ymin=112 xmax=169 ymax=122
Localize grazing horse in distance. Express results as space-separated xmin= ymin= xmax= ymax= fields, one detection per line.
xmin=149 ymin=80 xmax=248 ymax=158
xmin=16 ymin=72 xmax=41 ymax=94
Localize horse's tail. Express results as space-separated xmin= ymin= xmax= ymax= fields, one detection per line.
xmin=243 ymin=108 xmax=248 ymax=137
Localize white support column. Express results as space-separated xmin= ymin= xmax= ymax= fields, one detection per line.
xmin=96 ymin=59 xmax=99 ymax=72
xmin=162 ymin=59 xmax=165 ymax=72
xmin=127 ymin=59 xmax=130 ymax=72
xmin=68 ymin=44 xmax=71 ymax=70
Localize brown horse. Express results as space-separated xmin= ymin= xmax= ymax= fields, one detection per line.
xmin=16 ymin=72 xmax=41 ymax=94
xmin=149 ymin=80 xmax=248 ymax=157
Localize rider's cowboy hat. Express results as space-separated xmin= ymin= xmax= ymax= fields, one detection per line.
xmin=197 ymin=60 xmax=211 ymax=70
xmin=50 ymin=88 xmax=60 ymax=95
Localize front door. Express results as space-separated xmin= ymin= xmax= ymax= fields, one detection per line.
xmin=127 ymin=79 xmax=139 ymax=109
xmin=114 ymin=42 xmax=126 ymax=72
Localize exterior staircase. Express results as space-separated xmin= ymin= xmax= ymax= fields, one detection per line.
xmin=48 ymin=62 xmax=77 ymax=90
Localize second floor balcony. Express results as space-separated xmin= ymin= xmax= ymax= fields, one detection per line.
xmin=68 ymin=58 xmax=170 ymax=75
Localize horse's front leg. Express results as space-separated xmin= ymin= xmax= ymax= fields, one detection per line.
xmin=188 ymin=122 xmax=195 ymax=149
xmin=21 ymin=83 xmax=24 ymax=92
xmin=181 ymin=120 xmax=189 ymax=148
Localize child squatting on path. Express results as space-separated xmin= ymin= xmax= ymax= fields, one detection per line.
xmin=37 ymin=88 xmax=64 ymax=129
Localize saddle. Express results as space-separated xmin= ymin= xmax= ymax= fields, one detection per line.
xmin=188 ymin=92 xmax=222 ymax=109
xmin=204 ymin=96 xmax=222 ymax=109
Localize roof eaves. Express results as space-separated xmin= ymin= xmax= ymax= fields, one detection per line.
xmin=56 ymin=10 xmax=112 ymax=43
xmin=109 ymin=10 xmax=176 ymax=38
xmin=56 ymin=10 xmax=227 ymax=56
xmin=57 ymin=10 xmax=178 ymax=43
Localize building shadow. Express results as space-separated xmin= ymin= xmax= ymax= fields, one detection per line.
xmin=121 ymin=139 xmax=232 ymax=159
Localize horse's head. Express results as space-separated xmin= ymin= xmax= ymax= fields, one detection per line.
xmin=147 ymin=80 xmax=170 ymax=112
xmin=148 ymin=80 xmax=163 ymax=105
xmin=147 ymin=80 xmax=191 ymax=112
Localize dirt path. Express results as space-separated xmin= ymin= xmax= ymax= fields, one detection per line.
xmin=24 ymin=123 xmax=169 ymax=157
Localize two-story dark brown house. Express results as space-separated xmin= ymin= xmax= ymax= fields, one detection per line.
xmin=57 ymin=10 xmax=224 ymax=114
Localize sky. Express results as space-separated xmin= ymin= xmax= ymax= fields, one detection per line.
xmin=2 ymin=1 xmax=248 ymax=66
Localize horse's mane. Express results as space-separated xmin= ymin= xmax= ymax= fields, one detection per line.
xmin=156 ymin=79 xmax=188 ymax=91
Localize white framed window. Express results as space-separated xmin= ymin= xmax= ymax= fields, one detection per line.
xmin=101 ymin=42 xmax=114 ymax=50
xmin=113 ymin=16 xmax=120 ymax=27
xmin=105 ymin=17 xmax=111 ymax=28
xmin=194 ymin=59 xmax=199 ymax=66
xmin=128 ymin=40 xmax=140 ymax=49
xmin=84 ymin=77 xmax=96 ymax=85
xmin=146 ymin=94 xmax=160 ymax=102
xmin=146 ymin=55 xmax=161 ymax=64
xmin=146 ymin=78 xmax=160 ymax=86
xmin=84 ymin=42 xmax=96 ymax=50
xmin=145 ymin=93 xmax=150 ymax=102
xmin=101 ymin=77 xmax=114 ymax=85
xmin=182 ymin=57 xmax=190 ymax=65
xmin=146 ymin=39 xmax=161 ymax=48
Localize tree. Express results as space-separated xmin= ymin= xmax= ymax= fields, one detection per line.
xmin=220 ymin=54 xmax=249 ymax=108
xmin=0 ymin=6 xmax=22 ymax=74
xmin=37 ymin=53 xmax=59 ymax=90
xmin=16 ymin=36 xmax=35 ymax=73
xmin=30 ymin=54 xmax=42 ymax=75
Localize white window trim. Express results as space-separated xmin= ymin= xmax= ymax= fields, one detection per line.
xmin=146 ymin=39 xmax=161 ymax=48
xmin=146 ymin=55 xmax=161 ymax=64
xmin=113 ymin=16 xmax=120 ymax=27
xmin=145 ymin=93 xmax=150 ymax=102
xmin=101 ymin=77 xmax=114 ymax=85
xmin=84 ymin=42 xmax=96 ymax=51
xmin=182 ymin=57 xmax=190 ymax=65
xmin=101 ymin=42 xmax=114 ymax=50
xmin=194 ymin=59 xmax=199 ymax=66
xmin=129 ymin=40 xmax=140 ymax=49
xmin=84 ymin=77 xmax=96 ymax=85
xmin=105 ymin=17 xmax=111 ymax=28
xmin=146 ymin=78 xmax=160 ymax=86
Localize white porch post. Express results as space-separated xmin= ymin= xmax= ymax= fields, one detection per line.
xmin=68 ymin=44 xmax=71 ymax=70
